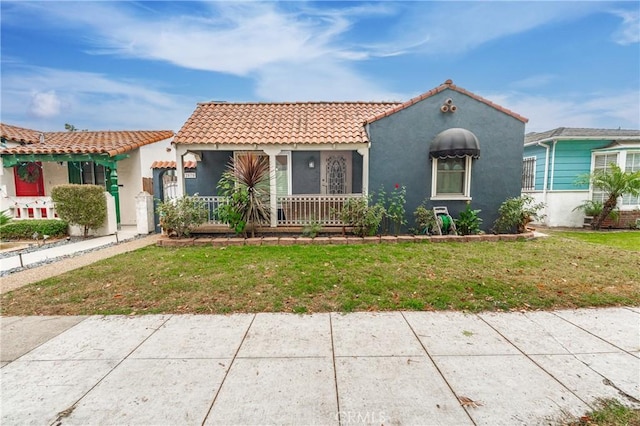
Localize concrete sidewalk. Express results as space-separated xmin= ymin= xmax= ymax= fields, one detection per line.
xmin=2 ymin=308 xmax=638 ymax=425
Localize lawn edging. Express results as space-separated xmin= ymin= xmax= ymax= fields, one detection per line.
xmin=157 ymin=232 xmax=536 ymax=247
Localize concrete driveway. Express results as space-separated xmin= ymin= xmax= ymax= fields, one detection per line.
xmin=1 ymin=308 xmax=639 ymax=425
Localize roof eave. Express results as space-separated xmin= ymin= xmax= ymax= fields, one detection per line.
xmin=524 ymin=135 xmax=640 ymax=147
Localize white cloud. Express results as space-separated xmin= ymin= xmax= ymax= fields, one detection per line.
xmin=376 ymin=2 xmax=605 ymax=56
xmin=484 ymin=90 xmax=640 ymax=132
xmin=2 ymin=65 xmax=195 ymax=131
xmin=610 ymin=9 xmax=640 ymax=45
xmin=28 ymin=90 xmax=62 ymax=118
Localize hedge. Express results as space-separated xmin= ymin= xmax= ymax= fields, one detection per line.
xmin=51 ymin=184 xmax=107 ymax=237
xmin=0 ymin=219 xmax=68 ymax=240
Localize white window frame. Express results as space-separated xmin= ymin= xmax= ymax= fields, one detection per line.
xmin=234 ymin=150 xmax=291 ymax=197
xmin=430 ymin=156 xmax=472 ymax=201
xmin=622 ymin=151 xmax=640 ymax=207
xmin=590 ymin=150 xmax=640 ymax=210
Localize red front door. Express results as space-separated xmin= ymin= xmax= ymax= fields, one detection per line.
xmin=14 ymin=162 xmax=45 ymax=196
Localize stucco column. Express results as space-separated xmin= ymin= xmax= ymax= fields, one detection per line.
xmin=357 ymin=147 xmax=369 ymax=195
xmin=174 ymin=145 xmax=186 ymax=198
xmin=263 ymin=148 xmax=280 ymax=227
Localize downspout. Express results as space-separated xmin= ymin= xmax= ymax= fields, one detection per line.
xmin=538 ymin=142 xmax=550 ymax=225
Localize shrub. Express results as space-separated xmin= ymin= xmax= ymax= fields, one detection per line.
xmin=302 ymin=219 xmax=322 ymax=238
xmin=52 ymin=184 xmax=107 ymax=238
xmin=412 ymin=202 xmax=438 ymax=235
xmin=573 ymin=200 xmax=619 ymax=222
xmin=0 ymin=219 xmax=68 ymax=240
xmin=455 ymin=203 xmax=483 ymax=235
xmin=376 ymin=184 xmax=407 ymax=235
xmin=157 ymin=195 xmax=208 ymax=238
xmin=341 ymin=197 xmax=385 ymax=237
xmin=493 ymin=195 xmax=545 ymax=234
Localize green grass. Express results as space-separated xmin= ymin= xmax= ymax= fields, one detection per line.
xmin=567 ymin=399 xmax=640 ymax=426
xmin=551 ymin=230 xmax=640 ymax=251
xmin=1 ymin=235 xmax=639 ymax=316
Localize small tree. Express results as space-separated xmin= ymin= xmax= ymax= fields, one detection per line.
xmin=52 ymin=184 xmax=107 ymax=237
xmin=576 ymin=164 xmax=640 ymax=230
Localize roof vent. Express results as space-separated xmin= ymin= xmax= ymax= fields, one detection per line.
xmin=39 ymin=133 xmax=45 ymax=144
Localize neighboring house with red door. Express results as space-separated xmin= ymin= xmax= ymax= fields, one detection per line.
xmin=0 ymin=123 xmax=174 ymax=228
xmin=172 ymin=79 xmax=528 ymax=232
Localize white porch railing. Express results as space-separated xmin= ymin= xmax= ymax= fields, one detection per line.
xmin=198 ymin=196 xmax=229 ymax=225
xmin=6 ymin=196 xmax=57 ymax=220
xmin=277 ymin=194 xmax=364 ymax=226
xmin=196 ymin=194 xmax=364 ymax=227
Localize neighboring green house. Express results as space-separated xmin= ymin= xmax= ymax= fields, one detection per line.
xmin=523 ymin=128 xmax=640 ymax=228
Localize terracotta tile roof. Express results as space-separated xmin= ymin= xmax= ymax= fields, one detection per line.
xmin=1 ymin=123 xmax=174 ymax=157
xmin=174 ymin=102 xmax=400 ymax=145
xmin=151 ymin=160 xmax=197 ymax=169
xmin=366 ymin=79 xmax=529 ymax=124
xmin=1 ymin=123 xmax=42 ymax=144
xmin=525 ymin=127 xmax=640 ymax=144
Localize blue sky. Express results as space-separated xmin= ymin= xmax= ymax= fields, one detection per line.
xmin=1 ymin=1 xmax=638 ymax=133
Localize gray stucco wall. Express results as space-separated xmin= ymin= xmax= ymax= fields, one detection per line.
xmin=189 ymin=151 xmax=233 ymax=196
xmin=292 ymin=151 xmax=320 ymax=194
xmin=368 ymin=88 xmax=525 ymax=232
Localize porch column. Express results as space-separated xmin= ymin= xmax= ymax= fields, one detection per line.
xmin=357 ymin=147 xmax=369 ymax=195
xmin=174 ymin=146 xmax=187 ymax=198
xmin=263 ymin=148 xmax=279 ymax=227
xmin=109 ymin=167 xmax=121 ymax=225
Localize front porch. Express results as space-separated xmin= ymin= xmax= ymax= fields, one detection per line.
xmin=173 ymin=144 xmax=370 ymax=232
xmin=194 ymin=193 xmax=364 ymax=233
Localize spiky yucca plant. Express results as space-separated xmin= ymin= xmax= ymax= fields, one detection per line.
xmin=217 ymin=153 xmax=271 ymax=237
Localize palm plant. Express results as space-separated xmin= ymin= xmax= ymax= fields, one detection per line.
xmin=217 ymin=153 xmax=271 ymax=237
xmin=577 ymin=164 xmax=640 ymax=230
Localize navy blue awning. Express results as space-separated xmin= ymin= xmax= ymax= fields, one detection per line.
xmin=430 ymin=128 xmax=480 ymax=159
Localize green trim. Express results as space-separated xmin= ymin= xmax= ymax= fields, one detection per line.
xmin=109 ymin=168 xmax=121 ymax=224
xmin=2 ymin=153 xmax=128 ymax=168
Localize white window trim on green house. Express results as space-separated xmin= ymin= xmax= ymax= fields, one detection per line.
xmin=590 ymin=149 xmax=640 ymax=210
xmin=430 ymin=156 xmax=472 ymax=201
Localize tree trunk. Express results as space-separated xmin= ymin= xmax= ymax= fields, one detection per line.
xmin=591 ymin=195 xmax=618 ymax=230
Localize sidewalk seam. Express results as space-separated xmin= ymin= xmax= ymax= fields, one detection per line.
xmin=329 ymin=313 xmax=342 ymax=426
xmin=400 ymin=311 xmax=477 ymax=426
xmin=200 ymin=313 xmax=257 ymax=426
xmin=48 ymin=314 xmax=173 ymax=426
xmin=476 ymin=314 xmax=595 ymax=410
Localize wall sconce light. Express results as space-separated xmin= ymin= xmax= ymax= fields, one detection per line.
xmin=308 ymin=157 xmax=315 ymax=169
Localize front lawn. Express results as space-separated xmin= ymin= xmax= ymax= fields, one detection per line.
xmin=2 ymin=235 xmax=638 ymax=316
xmin=551 ymin=230 xmax=640 ymax=251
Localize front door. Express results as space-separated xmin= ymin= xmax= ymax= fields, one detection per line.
xmin=14 ymin=162 xmax=45 ymax=196
xmin=320 ymin=151 xmax=352 ymax=194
